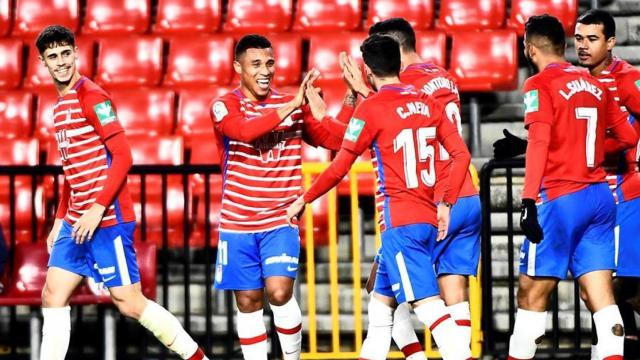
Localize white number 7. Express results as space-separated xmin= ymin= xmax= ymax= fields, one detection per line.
xmin=575 ymin=107 xmax=598 ymax=168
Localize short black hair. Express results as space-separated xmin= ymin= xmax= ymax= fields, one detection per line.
xmin=577 ymin=9 xmax=616 ymax=39
xmin=368 ymin=18 xmax=416 ymax=53
xmin=235 ymin=34 xmax=272 ymax=60
xmin=361 ymin=34 xmax=401 ymax=78
xmin=35 ymin=25 xmax=75 ymax=54
xmin=524 ymin=14 xmax=566 ymax=56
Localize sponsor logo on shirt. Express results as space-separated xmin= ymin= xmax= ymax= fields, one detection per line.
xmin=524 ymin=90 xmax=539 ymax=114
xmin=635 ymin=79 xmax=640 ymax=91
xmin=344 ymin=118 xmax=365 ymax=142
xmin=93 ymin=100 xmax=116 ymax=125
xmin=213 ymin=101 xmax=228 ymax=122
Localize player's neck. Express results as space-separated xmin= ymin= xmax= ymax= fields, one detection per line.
xmin=589 ymin=54 xmax=614 ymax=76
xmin=55 ymin=72 xmax=81 ymax=97
xmin=401 ymin=52 xmax=424 ymax=70
xmin=536 ymin=55 xmax=566 ymax=72
xmin=374 ymin=76 xmax=402 ymax=90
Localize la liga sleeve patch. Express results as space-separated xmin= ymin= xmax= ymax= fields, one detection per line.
xmin=213 ymin=101 xmax=229 ymax=122
xmin=93 ymin=100 xmax=117 ymax=125
xmin=344 ymin=117 xmax=365 ymax=142
xmin=524 ymin=89 xmax=539 ymax=114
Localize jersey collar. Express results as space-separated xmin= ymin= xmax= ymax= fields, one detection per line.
xmin=379 ymin=83 xmax=415 ymax=93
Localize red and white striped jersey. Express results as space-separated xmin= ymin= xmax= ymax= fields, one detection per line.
xmin=596 ymin=58 xmax=640 ymax=203
xmin=53 ymin=77 xmax=135 ymax=227
xmin=211 ymin=88 xmax=341 ymax=232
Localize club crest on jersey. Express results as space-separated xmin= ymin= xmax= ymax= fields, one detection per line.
xmin=93 ymin=100 xmax=116 ymax=125
xmin=345 ymin=118 xmax=365 ymax=142
xmin=524 ymin=90 xmax=539 ymax=114
xmin=55 ymin=129 xmax=70 ymax=161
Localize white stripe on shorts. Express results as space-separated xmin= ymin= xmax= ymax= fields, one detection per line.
xmin=527 ymin=243 xmax=537 ymax=276
xmin=114 ymin=235 xmax=131 ymax=286
xmin=395 ymin=252 xmax=415 ymax=302
xmin=614 ymin=225 xmax=620 ymax=274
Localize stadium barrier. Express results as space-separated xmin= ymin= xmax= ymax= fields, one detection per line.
xmin=480 ymin=159 xmax=590 ymax=358
xmin=300 ymin=162 xmax=483 ymax=360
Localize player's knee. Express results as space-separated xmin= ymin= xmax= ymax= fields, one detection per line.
xmin=41 ymin=283 xmax=66 ymax=307
xmin=516 ymin=287 xmax=544 ymax=310
xmin=111 ymin=291 xmax=147 ymax=319
xmin=267 ymin=287 xmax=292 ymax=306
xmin=236 ymin=295 xmax=263 ymax=313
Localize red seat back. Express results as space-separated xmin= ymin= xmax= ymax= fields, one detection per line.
xmin=438 ymin=0 xmax=506 ymax=31
xmin=96 ymin=36 xmax=163 ymax=88
xmin=0 ymin=39 xmax=24 ymax=89
xmin=154 ymin=0 xmax=222 ymax=34
xmin=308 ymin=32 xmax=367 ymax=81
xmin=82 ymin=0 xmax=150 ymax=35
xmin=223 ymin=0 xmax=292 ymax=33
xmin=189 ymin=134 xmax=220 ymax=165
xmin=450 ymin=30 xmax=518 ymax=92
xmin=165 ymin=36 xmax=234 ymax=87
xmin=25 ymin=37 xmax=94 ymax=90
xmin=134 ymin=241 xmax=157 ymax=299
xmin=129 ymin=135 xmax=183 ymax=165
xmin=366 ymin=0 xmax=434 ymax=30
xmin=13 ymin=0 xmax=79 ymax=37
xmin=0 ymin=1 xmax=10 ymax=36
xmin=110 ymin=89 xmax=175 ymax=136
xmin=177 ymin=87 xmax=231 ymax=139
xmin=271 ymin=33 xmax=302 ymax=86
xmin=0 ymin=91 xmax=33 ymax=139
xmin=509 ymin=0 xmax=577 ymax=35
xmin=293 ymin=0 xmax=362 ymax=32
xmin=0 ymin=138 xmax=39 ymax=166
xmin=6 ymin=242 xmax=48 ymax=298
xmin=415 ymin=31 xmax=447 ymax=68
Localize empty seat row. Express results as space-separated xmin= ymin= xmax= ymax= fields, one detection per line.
xmin=0 ymin=29 xmax=517 ymax=91
xmin=0 ymin=0 xmax=577 ymax=37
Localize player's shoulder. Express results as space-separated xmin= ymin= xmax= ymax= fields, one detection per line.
xmin=611 ymin=58 xmax=640 ymax=84
xmin=75 ymin=77 xmax=110 ymax=102
xmin=214 ymin=89 xmax=242 ymax=105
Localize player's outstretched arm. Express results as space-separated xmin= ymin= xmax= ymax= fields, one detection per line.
xmin=212 ymin=69 xmax=320 ymax=143
xmin=286 ymin=149 xmax=359 ymax=225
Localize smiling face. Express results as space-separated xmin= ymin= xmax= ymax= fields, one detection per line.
xmin=574 ymin=22 xmax=615 ymax=70
xmin=234 ymin=47 xmax=275 ymax=101
xmin=40 ymin=42 xmax=78 ymax=86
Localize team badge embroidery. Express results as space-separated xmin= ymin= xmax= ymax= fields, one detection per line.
xmin=524 ymin=90 xmax=539 ymax=114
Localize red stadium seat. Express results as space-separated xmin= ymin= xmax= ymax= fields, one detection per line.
xmin=366 ymin=0 xmax=434 ymax=30
xmin=308 ymin=32 xmax=367 ymax=81
xmin=164 ymin=36 xmax=234 ymax=88
xmin=450 ymin=30 xmax=518 ymax=92
xmin=25 ymin=37 xmax=95 ymax=90
xmin=508 ymin=0 xmax=577 ymax=36
xmin=82 ymin=0 xmax=150 ymax=35
xmin=312 ymin=80 xmax=352 ymax=119
xmin=189 ymin=174 xmax=222 ymax=248
xmin=0 ymin=242 xmax=48 ymax=306
xmin=35 ymin=92 xmax=57 ymax=144
xmin=110 ymin=88 xmax=175 ymax=136
xmin=154 ymin=0 xmax=222 ymax=34
xmin=0 ymin=92 xmax=33 ymax=139
xmin=96 ymin=36 xmax=163 ymax=88
xmin=177 ymin=87 xmax=232 ymax=142
xmin=129 ymin=135 xmax=183 ymax=165
xmin=0 ymin=138 xmax=39 ymax=166
xmin=415 ymin=31 xmax=447 ymax=68
xmin=223 ymin=0 xmax=293 ymax=33
xmin=0 ymin=39 xmax=24 ymax=89
xmin=438 ymin=0 xmax=506 ymax=31
xmin=293 ymin=0 xmax=362 ymax=32
xmin=0 ymin=0 xmax=10 ymax=36
xmin=189 ymin=134 xmax=219 ymax=165
xmin=12 ymin=0 xmax=79 ymax=37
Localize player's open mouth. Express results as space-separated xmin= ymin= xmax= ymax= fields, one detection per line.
xmin=257 ymin=78 xmax=270 ymax=90
xmin=55 ymin=66 xmax=72 ymax=77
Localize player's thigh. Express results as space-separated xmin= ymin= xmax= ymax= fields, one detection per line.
xmin=214 ymin=231 xmax=263 ymax=291
xmin=87 ymin=222 xmax=140 ymax=289
xmin=259 ymin=226 xmax=300 ymax=280
xmin=572 ymin=185 xmax=616 ymax=278
xmin=379 ymin=224 xmax=440 ymax=304
xmin=433 ymin=195 xmax=481 ymax=277
xmin=519 ymin=195 xmax=578 ymax=279
xmin=613 ymin=197 xmax=640 ymax=277
xmin=578 ymin=270 xmax=615 ymax=313
xmin=516 ymin=274 xmax=558 ymax=311
xmin=42 ymin=266 xmax=84 ymax=307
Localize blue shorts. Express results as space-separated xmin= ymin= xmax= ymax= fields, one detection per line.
xmin=430 ymin=195 xmax=481 ymax=276
xmin=374 ymin=223 xmax=440 ymax=304
xmin=615 ymin=196 xmax=640 ymax=277
xmin=214 ymin=226 xmax=300 ymax=290
xmin=48 ymin=221 xmax=140 ymax=288
xmin=519 ymin=183 xmax=616 ymax=279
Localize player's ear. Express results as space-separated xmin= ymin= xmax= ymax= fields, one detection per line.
xmin=606 ymin=36 xmax=616 ymax=52
xmin=233 ymin=60 xmax=242 ymax=75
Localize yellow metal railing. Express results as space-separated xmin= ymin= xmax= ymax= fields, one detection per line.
xmin=300 ymin=162 xmax=482 ymax=359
